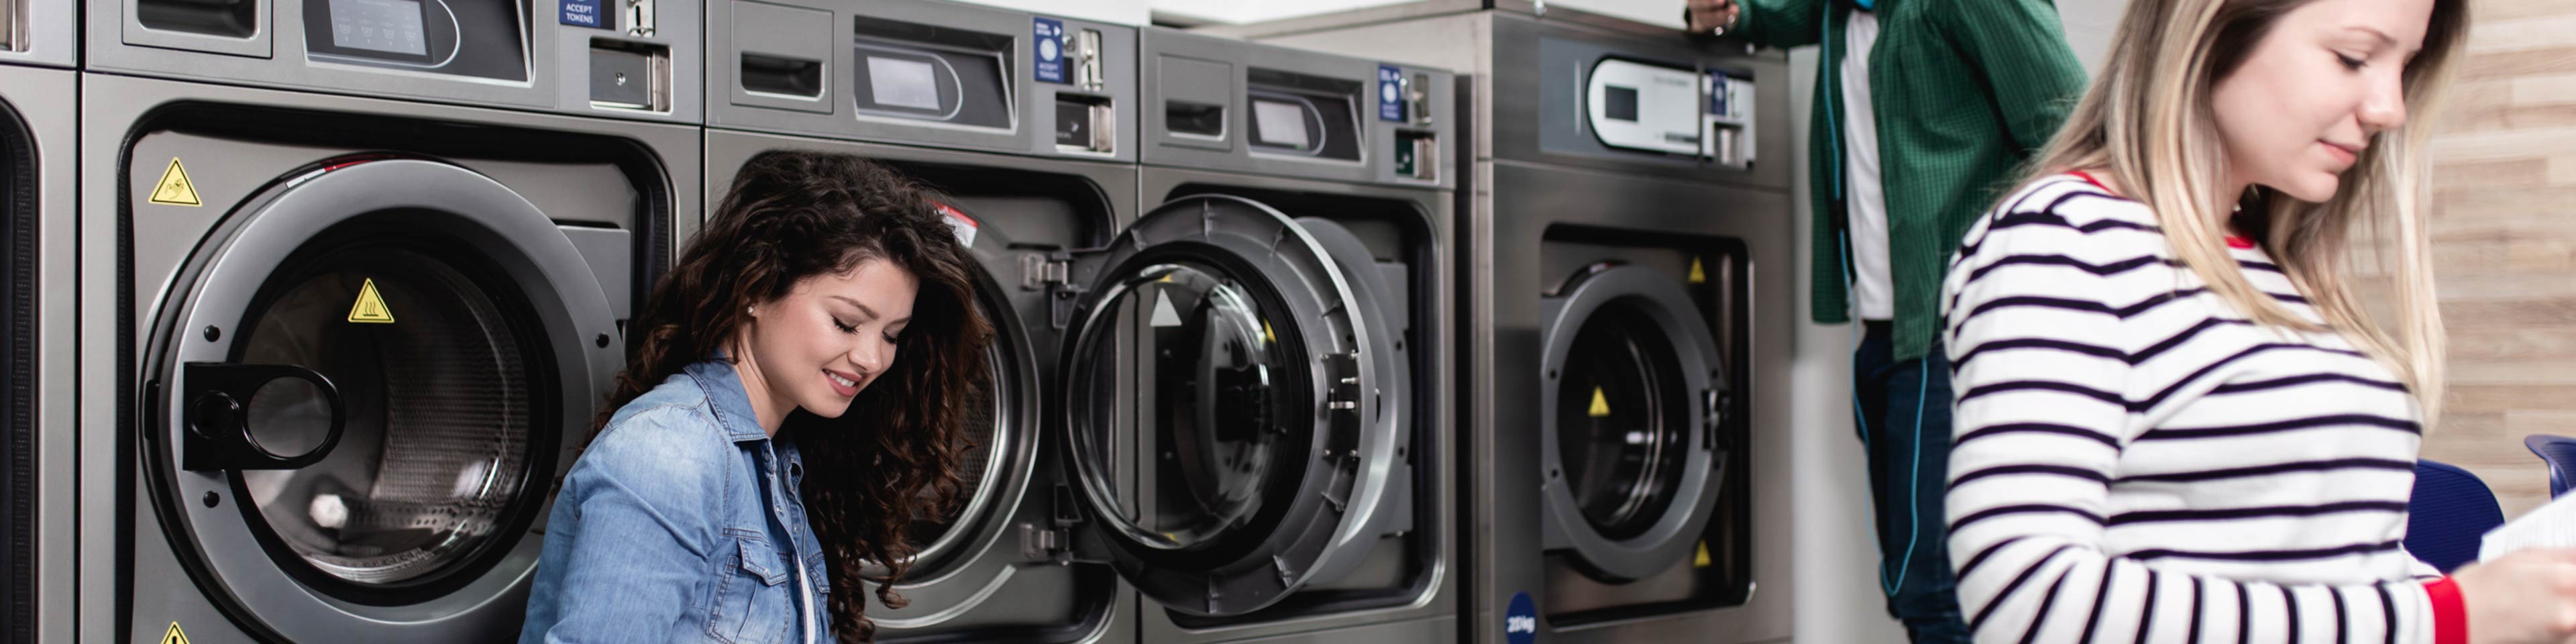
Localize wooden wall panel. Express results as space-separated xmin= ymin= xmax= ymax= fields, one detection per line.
xmin=2428 ymin=0 xmax=2576 ymax=519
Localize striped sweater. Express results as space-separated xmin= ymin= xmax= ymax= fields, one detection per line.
xmin=1940 ymin=173 xmax=2443 ymax=643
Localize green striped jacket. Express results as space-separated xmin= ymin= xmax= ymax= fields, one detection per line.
xmin=1731 ymin=0 xmax=2089 ymax=360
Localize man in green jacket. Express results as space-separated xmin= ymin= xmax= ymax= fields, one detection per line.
xmin=1686 ymin=0 xmax=2087 ymax=641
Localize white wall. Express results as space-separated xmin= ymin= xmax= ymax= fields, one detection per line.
xmin=2057 ymin=0 xmax=2128 ymax=75
xmin=1782 ymin=39 xmax=1913 ymax=644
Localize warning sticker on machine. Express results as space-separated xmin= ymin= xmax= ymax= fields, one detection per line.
xmin=162 ymin=622 xmax=192 ymax=644
xmin=1148 ymin=290 xmax=1182 ymax=327
xmin=934 ymin=203 xmax=979 ymax=248
xmin=348 ymin=278 xmax=396 ymax=324
xmin=151 ymin=158 xmax=202 ymax=207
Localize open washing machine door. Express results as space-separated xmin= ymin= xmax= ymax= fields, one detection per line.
xmin=1536 ymin=262 xmax=1731 ymax=583
xmin=1051 ymin=194 xmax=1411 ymax=617
xmin=138 ymin=157 xmax=621 ymax=642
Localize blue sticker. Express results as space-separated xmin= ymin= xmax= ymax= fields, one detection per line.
xmin=1377 ymin=64 xmax=1407 ymax=122
xmin=1707 ymin=71 xmax=1731 ymax=116
xmin=1033 ymin=17 xmax=1067 ymax=85
xmin=559 ymin=0 xmax=605 ymax=29
xmin=1505 ymin=592 xmax=1538 ymax=644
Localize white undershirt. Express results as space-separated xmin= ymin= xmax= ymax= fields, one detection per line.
xmin=1839 ymin=9 xmax=1893 ymax=321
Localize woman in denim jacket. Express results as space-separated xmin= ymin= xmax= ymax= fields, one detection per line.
xmin=519 ymin=150 xmax=992 ymax=643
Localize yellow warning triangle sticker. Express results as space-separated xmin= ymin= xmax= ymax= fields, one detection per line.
xmin=162 ymin=622 xmax=192 ymax=644
xmin=1588 ymin=386 xmax=1611 ymax=417
xmin=150 ymin=158 xmax=203 ymax=207
xmin=347 ymin=278 xmax=396 ymax=323
xmin=1693 ymin=541 xmax=1713 ymax=568
xmin=1688 ymin=257 xmax=1707 ymax=284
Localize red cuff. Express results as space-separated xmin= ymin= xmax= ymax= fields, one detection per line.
xmin=2425 ymin=576 xmax=2468 ymax=644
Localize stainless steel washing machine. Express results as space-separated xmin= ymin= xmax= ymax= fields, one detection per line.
xmin=1099 ymin=28 xmax=1454 ymax=644
xmin=74 ymin=0 xmax=702 ymax=639
xmin=705 ymin=0 xmax=1138 ymax=641
xmin=1217 ymin=3 xmax=1797 ymax=642
xmin=0 ymin=0 xmax=80 ymax=639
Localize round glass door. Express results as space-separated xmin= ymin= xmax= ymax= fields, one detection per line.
xmin=232 ymin=245 xmax=543 ymax=589
xmin=1067 ymin=261 xmax=1299 ymax=551
xmin=1057 ymin=195 xmax=1399 ymax=617
xmin=143 ymin=158 xmax=621 ymax=642
xmin=1555 ymin=301 xmax=1692 ymax=541
xmin=1538 ymin=263 xmax=1727 ymax=583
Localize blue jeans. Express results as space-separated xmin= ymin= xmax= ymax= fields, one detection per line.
xmin=1852 ymin=321 xmax=1972 ymax=643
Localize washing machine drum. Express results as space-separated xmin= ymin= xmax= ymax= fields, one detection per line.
xmin=144 ymin=158 xmax=619 ymax=641
xmin=232 ymin=249 xmax=537 ymax=584
xmin=1057 ymin=195 xmax=1409 ymax=617
xmin=0 ymin=97 xmax=36 ymax=641
xmin=1538 ymin=262 xmax=1730 ymax=583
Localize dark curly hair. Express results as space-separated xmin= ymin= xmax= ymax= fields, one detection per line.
xmin=592 ymin=149 xmax=991 ymax=641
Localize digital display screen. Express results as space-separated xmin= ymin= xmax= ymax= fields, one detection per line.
xmin=867 ymin=56 xmax=941 ymax=111
xmin=1605 ymin=86 xmax=1640 ymax=122
xmin=1252 ymin=99 xmax=1309 ymax=148
xmin=329 ymin=0 xmax=429 ymax=56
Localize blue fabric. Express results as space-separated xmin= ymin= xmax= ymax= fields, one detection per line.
xmin=520 ymin=358 xmax=831 ymax=644
xmin=2405 ymin=460 xmax=2504 ymax=574
xmin=2526 ymin=434 xmax=2576 ymax=498
xmin=1853 ymin=323 xmax=1970 ymax=644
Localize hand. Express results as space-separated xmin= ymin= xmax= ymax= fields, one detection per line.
xmin=2451 ymin=548 xmax=2576 ymax=644
xmin=1686 ymin=0 xmax=1741 ymax=35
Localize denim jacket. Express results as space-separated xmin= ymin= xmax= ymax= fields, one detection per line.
xmin=519 ymin=358 xmax=831 ymax=644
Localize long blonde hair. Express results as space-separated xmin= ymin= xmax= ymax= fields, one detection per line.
xmin=2019 ymin=0 xmax=2469 ymax=421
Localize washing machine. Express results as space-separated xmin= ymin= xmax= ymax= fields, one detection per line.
xmin=73 ymin=0 xmax=702 ymax=638
xmin=1218 ymin=3 xmax=1797 ymax=642
xmin=705 ymin=0 xmax=1138 ymax=641
xmin=0 ymin=0 xmax=79 ymax=640
xmin=1100 ymin=28 xmax=1454 ymax=644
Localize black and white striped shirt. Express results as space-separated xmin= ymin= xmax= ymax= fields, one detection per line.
xmin=1941 ymin=172 xmax=2440 ymax=643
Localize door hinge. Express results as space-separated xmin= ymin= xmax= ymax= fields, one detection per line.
xmin=1021 ymin=483 xmax=1085 ymax=564
xmin=1703 ymin=386 xmax=1731 ymax=451
xmin=1027 ymin=252 xmax=1085 ymax=330
xmin=1019 ymin=522 xmax=1071 ymax=564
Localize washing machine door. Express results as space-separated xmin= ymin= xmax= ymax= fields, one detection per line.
xmin=1057 ymin=194 xmax=1405 ymax=617
xmin=140 ymin=158 xmax=620 ymax=642
xmin=1537 ymin=262 xmax=1731 ymax=582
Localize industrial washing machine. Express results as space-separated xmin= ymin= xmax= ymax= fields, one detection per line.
xmin=0 ymin=0 xmax=78 ymax=639
xmin=1218 ymin=3 xmax=1797 ymax=642
xmin=74 ymin=0 xmax=703 ymax=637
xmin=704 ymin=0 xmax=1138 ymax=641
xmin=1100 ymin=28 xmax=1456 ymax=644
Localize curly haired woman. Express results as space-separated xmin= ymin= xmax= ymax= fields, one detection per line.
xmin=519 ymin=150 xmax=991 ymax=643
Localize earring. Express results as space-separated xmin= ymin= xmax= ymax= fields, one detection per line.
xmin=745 ymin=306 xmax=756 ymax=317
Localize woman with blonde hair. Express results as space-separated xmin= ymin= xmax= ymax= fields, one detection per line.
xmin=1941 ymin=0 xmax=2576 ymax=639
